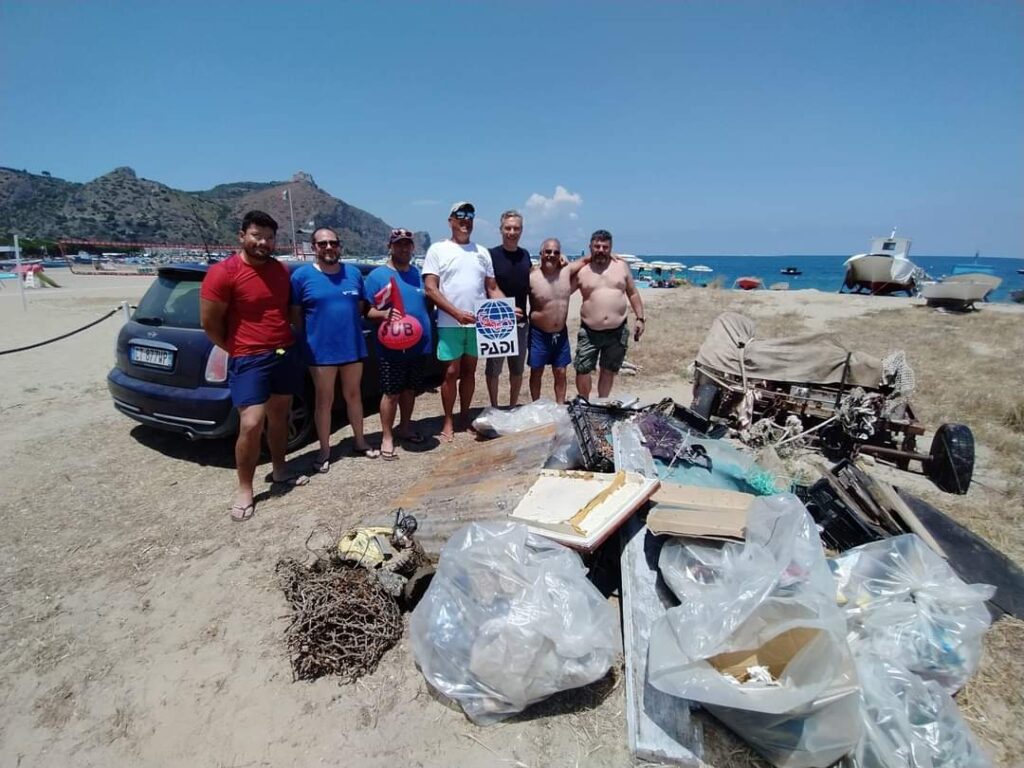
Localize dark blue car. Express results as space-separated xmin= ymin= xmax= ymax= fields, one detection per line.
xmin=107 ymin=261 xmax=439 ymax=451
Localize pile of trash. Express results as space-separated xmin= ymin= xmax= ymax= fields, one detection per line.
xmin=279 ymin=391 xmax=1011 ymax=767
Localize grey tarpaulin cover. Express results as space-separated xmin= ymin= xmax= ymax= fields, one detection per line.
xmin=695 ymin=312 xmax=884 ymax=388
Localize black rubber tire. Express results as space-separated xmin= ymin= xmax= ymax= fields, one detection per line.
xmin=284 ymin=387 xmax=315 ymax=453
xmin=926 ymin=423 xmax=975 ymax=495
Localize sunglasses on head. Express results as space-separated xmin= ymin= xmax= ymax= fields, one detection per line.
xmin=315 ymin=239 xmax=340 ymax=248
xmin=452 ymin=211 xmax=475 ymax=221
xmin=542 ymin=248 xmax=561 ymax=255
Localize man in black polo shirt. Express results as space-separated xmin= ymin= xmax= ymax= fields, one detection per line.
xmin=485 ymin=209 xmax=532 ymax=407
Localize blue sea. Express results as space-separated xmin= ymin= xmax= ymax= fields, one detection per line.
xmin=635 ymin=254 xmax=1024 ymax=303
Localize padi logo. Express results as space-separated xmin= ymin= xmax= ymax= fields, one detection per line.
xmin=475 ymin=299 xmax=518 ymax=358
xmin=475 ymin=300 xmax=516 ymax=341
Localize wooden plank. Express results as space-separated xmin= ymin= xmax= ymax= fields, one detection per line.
xmin=620 ymin=514 xmax=706 ymax=766
xmin=857 ymin=471 xmax=948 ymax=558
xmin=372 ymin=425 xmax=558 ymax=557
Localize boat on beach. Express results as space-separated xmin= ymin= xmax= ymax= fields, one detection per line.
xmin=733 ymin=276 xmax=763 ymax=290
xmin=920 ymin=278 xmax=1000 ymax=311
xmin=841 ymin=231 xmax=918 ymax=296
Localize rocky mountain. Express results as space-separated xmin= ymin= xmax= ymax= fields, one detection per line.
xmin=0 ymin=167 xmax=430 ymax=257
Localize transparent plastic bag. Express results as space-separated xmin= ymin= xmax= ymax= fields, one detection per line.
xmin=709 ymin=658 xmax=862 ymax=768
xmin=611 ymin=421 xmax=657 ymax=478
xmin=470 ymin=399 xmax=581 ymax=469
xmin=648 ymin=494 xmax=860 ymax=766
xmin=409 ymin=521 xmax=618 ymax=724
xmin=831 ymin=534 xmax=995 ymax=694
xmin=841 ymin=644 xmax=992 ymax=768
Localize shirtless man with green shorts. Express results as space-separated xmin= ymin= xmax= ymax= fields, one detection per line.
xmin=574 ymin=229 xmax=645 ymax=400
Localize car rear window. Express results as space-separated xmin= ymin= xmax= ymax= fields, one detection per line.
xmin=133 ymin=273 xmax=203 ymax=329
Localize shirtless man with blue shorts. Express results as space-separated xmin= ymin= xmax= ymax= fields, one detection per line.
xmin=527 ymin=238 xmax=600 ymax=403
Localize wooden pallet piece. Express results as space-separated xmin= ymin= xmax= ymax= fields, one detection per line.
xmin=372 ymin=425 xmax=558 ymax=557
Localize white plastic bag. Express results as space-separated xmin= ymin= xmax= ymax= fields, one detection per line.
xmin=841 ymin=643 xmax=992 ymax=768
xmin=470 ymin=399 xmax=581 ymax=469
xmin=409 ymin=521 xmax=618 ymax=724
xmin=648 ymin=494 xmax=860 ymax=766
xmin=831 ymin=534 xmax=995 ymax=694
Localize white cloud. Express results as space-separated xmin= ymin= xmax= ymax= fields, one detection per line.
xmin=523 ymin=185 xmax=583 ymax=221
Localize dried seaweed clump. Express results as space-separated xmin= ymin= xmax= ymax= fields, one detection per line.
xmin=276 ymin=557 xmax=403 ymax=683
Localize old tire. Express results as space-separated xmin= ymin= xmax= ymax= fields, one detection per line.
xmin=284 ymin=388 xmax=315 ymax=453
xmin=926 ymin=423 xmax=974 ymax=495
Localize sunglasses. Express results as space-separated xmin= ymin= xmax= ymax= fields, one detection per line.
xmin=451 ymin=211 xmax=475 ymax=221
xmin=315 ymin=239 xmax=340 ymax=248
xmin=542 ymin=248 xmax=561 ymax=255
xmin=391 ymin=229 xmax=413 ymax=240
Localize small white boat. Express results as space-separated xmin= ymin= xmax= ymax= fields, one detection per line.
xmin=921 ymin=275 xmax=1002 ymax=311
xmin=689 ymin=264 xmax=713 ymax=273
xmin=842 ymin=231 xmax=918 ymax=296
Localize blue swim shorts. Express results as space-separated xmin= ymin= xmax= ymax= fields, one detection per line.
xmin=528 ymin=326 xmax=572 ymax=370
xmin=227 ymin=345 xmax=305 ymax=408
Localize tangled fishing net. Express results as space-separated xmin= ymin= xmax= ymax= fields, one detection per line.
xmin=276 ymin=556 xmax=403 ymax=683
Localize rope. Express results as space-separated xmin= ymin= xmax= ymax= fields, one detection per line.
xmin=0 ymin=307 xmax=120 ymax=356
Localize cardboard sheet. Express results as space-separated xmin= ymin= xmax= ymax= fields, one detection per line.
xmin=647 ymin=483 xmax=754 ymax=541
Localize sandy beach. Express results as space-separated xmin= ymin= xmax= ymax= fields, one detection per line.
xmin=1 ymin=271 xmax=1022 ymax=767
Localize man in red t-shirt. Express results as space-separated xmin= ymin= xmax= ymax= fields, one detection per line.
xmin=200 ymin=210 xmax=309 ymax=522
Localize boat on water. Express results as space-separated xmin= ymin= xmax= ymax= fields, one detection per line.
xmin=841 ymin=231 xmax=918 ymax=296
xmin=780 ymin=266 xmax=802 ymax=276
xmin=689 ymin=265 xmax=713 ymax=273
xmin=733 ymin=276 xmax=763 ymax=290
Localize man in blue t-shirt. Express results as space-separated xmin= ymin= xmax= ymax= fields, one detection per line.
xmin=290 ymin=227 xmax=379 ymax=470
xmin=364 ymin=228 xmax=435 ymax=460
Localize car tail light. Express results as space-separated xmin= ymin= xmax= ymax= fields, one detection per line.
xmin=205 ymin=346 xmax=229 ymax=383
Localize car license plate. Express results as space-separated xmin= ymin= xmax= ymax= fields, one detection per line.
xmin=130 ymin=345 xmax=174 ymax=369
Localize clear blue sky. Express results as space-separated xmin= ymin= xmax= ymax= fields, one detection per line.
xmin=3 ymin=1 xmax=1021 ymax=256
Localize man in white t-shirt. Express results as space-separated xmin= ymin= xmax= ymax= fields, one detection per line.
xmin=423 ymin=201 xmax=513 ymax=442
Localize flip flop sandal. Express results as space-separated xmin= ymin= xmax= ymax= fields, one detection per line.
xmin=351 ymin=447 xmax=380 ymax=459
xmin=380 ymin=450 xmax=399 ymax=462
xmin=270 ymin=474 xmax=310 ymax=487
xmin=400 ymin=430 xmax=425 ymax=444
xmin=229 ymin=503 xmax=255 ymax=522
xmin=312 ymin=457 xmax=330 ymax=474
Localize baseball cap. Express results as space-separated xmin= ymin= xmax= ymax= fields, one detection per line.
xmin=449 ymin=201 xmax=475 ymax=216
xmin=389 ymin=228 xmax=414 ymax=245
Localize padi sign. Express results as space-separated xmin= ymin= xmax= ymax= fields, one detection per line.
xmin=474 ymin=298 xmax=518 ymax=359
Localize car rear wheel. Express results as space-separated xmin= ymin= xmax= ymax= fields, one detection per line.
xmin=285 ymin=388 xmax=315 ymax=453
xmin=925 ymin=423 xmax=974 ymax=495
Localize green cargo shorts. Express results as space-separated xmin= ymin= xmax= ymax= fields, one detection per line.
xmin=573 ymin=321 xmax=629 ymax=374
